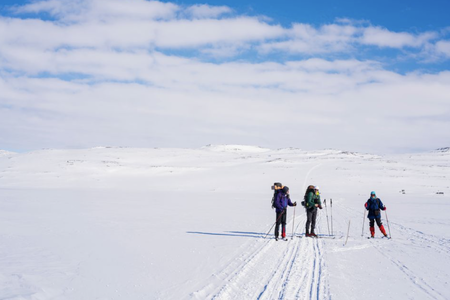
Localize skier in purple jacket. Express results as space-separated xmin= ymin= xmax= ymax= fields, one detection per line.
xmin=273 ymin=186 xmax=297 ymax=240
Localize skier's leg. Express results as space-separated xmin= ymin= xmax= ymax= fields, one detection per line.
xmin=305 ymin=209 xmax=312 ymax=236
xmin=375 ymin=218 xmax=383 ymax=227
xmin=281 ymin=211 xmax=287 ymax=238
xmin=311 ymin=209 xmax=317 ymax=236
xmin=369 ymin=218 xmax=375 ymax=237
xmin=274 ymin=212 xmax=281 ymax=238
xmin=376 ymin=218 xmax=387 ymax=236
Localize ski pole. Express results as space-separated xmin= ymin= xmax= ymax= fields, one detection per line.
xmin=324 ymin=199 xmax=330 ymax=236
xmin=291 ymin=206 xmax=296 ymax=240
xmin=385 ymin=210 xmax=392 ymax=239
xmin=361 ymin=210 xmax=366 ymax=237
xmin=264 ymin=210 xmax=285 ymax=239
xmin=344 ymin=220 xmax=351 ymax=246
xmin=330 ymin=198 xmax=333 ymax=236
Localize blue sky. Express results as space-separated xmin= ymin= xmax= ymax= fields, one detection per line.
xmin=0 ymin=0 xmax=449 ymax=153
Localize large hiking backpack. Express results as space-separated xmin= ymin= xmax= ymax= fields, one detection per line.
xmin=271 ymin=182 xmax=283 ymax=208
xmin=302 ymin=186 xmax=316 ymax=208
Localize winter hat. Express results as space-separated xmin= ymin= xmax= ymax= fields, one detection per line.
xmin=371 ymin=191 xmax=376 ymax=196
xmin=282 ymin=186 xmax=289 ymax=193
xmin=315 ymin=186 xmax=320 ymax=190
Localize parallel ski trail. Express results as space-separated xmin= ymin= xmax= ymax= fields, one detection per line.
xmin=339 ymin=199 xmax=446 ymax=300
xmin=294 ymin=214 xmax=329 ymax=300
xmin=370 ymin=240 xmax=446 ymax=300
xmin=257 ymin=236 xmax=301 ymax=300
xmin=392 ymin=222 xmax=450 ymax=256
xmin=192 ymin=212 xmax=330 ymax=300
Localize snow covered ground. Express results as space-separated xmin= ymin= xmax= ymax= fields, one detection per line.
xmin=0 ymin=145 xmax=449 ymax=299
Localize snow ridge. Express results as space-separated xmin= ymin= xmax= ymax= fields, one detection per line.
xmin=203 ymin=144 xmax=270 ymax=153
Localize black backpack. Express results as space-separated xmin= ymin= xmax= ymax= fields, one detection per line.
xmin=271 ymin=182 xmax=283 ymax=208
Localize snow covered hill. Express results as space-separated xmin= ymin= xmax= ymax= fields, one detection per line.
xmin=0 ymin=146 xmax=449 ymax=299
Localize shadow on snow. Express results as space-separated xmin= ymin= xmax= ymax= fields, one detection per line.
xmin=186 ymin=231 xmax=264 ymax=239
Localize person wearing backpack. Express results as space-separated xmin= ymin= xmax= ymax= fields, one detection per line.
xmin=365 ymin=191 xmax=388 ymax=238
xmin=304 ymin=185 xmax=322 ymax=237
xmin=271 ymin=182 xmax=283 ymax=208
xmin=273 ymin=186 xmax=297 ymax=240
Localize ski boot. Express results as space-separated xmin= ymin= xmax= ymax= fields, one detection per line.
xmin=379 ymin=225 xmax=388 ymax=237
xmin=370 ymin=226 xmax=375 ymax=238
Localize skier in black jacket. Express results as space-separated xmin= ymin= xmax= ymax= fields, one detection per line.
xmin=365 ymin=191 xmax=388 ymax=238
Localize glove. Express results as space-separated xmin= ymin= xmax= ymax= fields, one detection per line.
xmin=318 ymin=205 xmax=323 ymax=209
xmin=293 ymin=202 xmax=297 ymax=206
xmin=383 ymin=207 xmax=386 ymax=211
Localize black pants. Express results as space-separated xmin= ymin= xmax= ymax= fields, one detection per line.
xmin=305 ymin=208 xmax=317 ymax=234
xmin=275 ymin=210 xmax=287 ymax=238
xmin=369 ymin=218 xmax=383 ymax=227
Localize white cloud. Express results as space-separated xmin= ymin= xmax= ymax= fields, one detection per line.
xmin=260 ymin=23 xmax=444 ymax=55
xmin=153 ymin=18 xmax=285 ymax=48
xmin=14 ymin=0 xmax=180 ymax=22
xmin=184 ymin=4 xmax=232 ymax=19
xmin=435 ymin=40 xmax=450 ymax=57
xmin=260 ymin=23 xmax=359 ymax=54
xmin=0 ymin=12 xmax=284 ymax=52
xmin=1 ymin=62 xmax=450 ymax=152
xmin=361 ymin=27 xmax=437 ymax=48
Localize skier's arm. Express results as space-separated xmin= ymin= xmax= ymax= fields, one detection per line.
xmin=287 ymin=196 xmax=295 ymax=206
xmin=364 ymin=201 xmax=369 ymax=210
xmin=316 ymin=195 xmax=322 ymax=206
xmin=378 ymin=199 xmax=386 ymax=210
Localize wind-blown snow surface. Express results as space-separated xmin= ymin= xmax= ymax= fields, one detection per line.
xmin=0 ymin=145 xmax=449 ymax=299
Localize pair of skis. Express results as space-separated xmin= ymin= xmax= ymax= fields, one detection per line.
xmin=266 ymin=198 xmax=335 ymax=240
xmin=361 ymin=210 xmax=392 ymax=239
xmin=292 ymin=198 xmax=334 ymax=240
xmin=367 ymin=236 xmax=391 ymax=239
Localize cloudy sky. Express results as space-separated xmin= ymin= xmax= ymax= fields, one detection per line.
xmin=1 ymin=0 xmax=449 ymax=153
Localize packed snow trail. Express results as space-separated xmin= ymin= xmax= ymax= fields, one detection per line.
xmin=191 ymin=213 xmax=331 ymax=300
xmin=326 ymin=197 xmax=450 ymax=300
xmin=193 ymin=195 xmax=450 ymax=300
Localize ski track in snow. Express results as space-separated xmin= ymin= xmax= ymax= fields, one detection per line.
xmin=391 ymin=222 xmax=450 ymax=257
xmin=192 ymin=213 xmax=330 ymax=300
xmin=369 ymin=240 xmax=446 ymax=300
xmin=340 ymin=204 xmax=447 ymax=300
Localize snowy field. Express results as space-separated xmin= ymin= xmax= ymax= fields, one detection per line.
xmin=0 ymin=145 xmax=449 ymax=299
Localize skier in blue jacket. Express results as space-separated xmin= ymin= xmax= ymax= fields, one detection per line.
xmin=273 ymin=186 xmax=297 ymax=240
xmin=365 ymin=191 xmax=388 ymax=238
